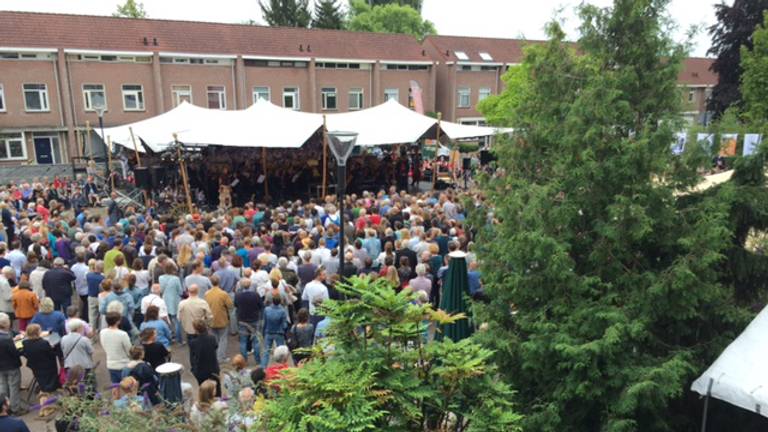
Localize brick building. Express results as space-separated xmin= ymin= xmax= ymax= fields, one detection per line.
xmin=0 ymin=11 xmax=716 ymax=168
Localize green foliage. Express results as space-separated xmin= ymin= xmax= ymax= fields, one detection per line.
xmin=56 ymin=396 xmax=189 ymax=431
xmin=741 ymin=11 xmax=768 ymax=127
xmin=477 ymin=64 xmax=530 ymax=127
xmin=370 ymin=0 xmax=423 ymax=11
xmin=474 ymin=0 xmax=752 ymax=430
xmin=264 ymin=276 xmax=522 ymax=431
xmin=347 ymin=0 xmax=436 ymax=40
xmin=112 ymin=0 xmax=147 ymax=18
xmin=312 ymin=0 xmax=345 ymax=29
xmin=260 ymin=0 xmax=311 ymax=27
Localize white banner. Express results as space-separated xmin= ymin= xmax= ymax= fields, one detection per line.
xmin=672 ymin=132 xmax=687 ymax=155
xmin=744 ymin=134 xmax=762 ymax=156
xmin=697 ymin=133 xmax=715 ymax=152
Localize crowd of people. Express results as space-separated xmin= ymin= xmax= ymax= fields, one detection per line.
xmin=0 ymin=175 xmax=486 ymax=430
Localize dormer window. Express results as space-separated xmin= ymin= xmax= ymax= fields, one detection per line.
xmin=454 ymin=51 xmax=469 ymax=60
xmin=479 ymin=51 xmax=493 ymax=61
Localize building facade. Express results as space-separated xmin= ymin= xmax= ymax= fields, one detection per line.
xmin=0 ymin=11 xmax=716 ymax=167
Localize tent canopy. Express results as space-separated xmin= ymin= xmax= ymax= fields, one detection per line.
xmin=691 ymin=304 xmax=768 ymax=418
xmin=98 ymin=99 xmax=506 ymax=151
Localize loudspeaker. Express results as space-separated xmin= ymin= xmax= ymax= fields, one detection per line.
xmin=134 ymin=167 xmax=152 ymax=190
xmin=462 ymin=158 xmax=471 ymax=170
xmin=150 ymin=165 xmax=164 ymax=189
xmin=480 ymin=150 xmax=495 ymax=166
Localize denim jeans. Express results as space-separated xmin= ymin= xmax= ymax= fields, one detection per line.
xmin=168 ymin=314 xmax=183 ymax=343
xmin=238 ymin=321 xmax=261 ymax=366
xmin=0 ymin=368 xmax=21 ymax=413
xmin=212 ymin=327 xmax=228 ymax=362
xmin=261 ymin=333 xmax=285 ymax=368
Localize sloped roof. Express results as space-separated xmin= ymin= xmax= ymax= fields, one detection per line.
xmin=424 ymin=34 xmax=547 ymax=63
xmin=678 ymin=57 xmax=717 ymax=86
xmin=0 ymin=10 xmax=431 ymax=61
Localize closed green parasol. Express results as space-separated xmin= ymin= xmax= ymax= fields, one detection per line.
xmin=439 ymin=250 xmax=473 ymax=341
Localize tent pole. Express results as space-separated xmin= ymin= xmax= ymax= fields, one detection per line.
xmin=322 ymin=114 xmax=328 ymax=199
xmin=128 ymin=127 xmax=142 ymax=167
xmin=432 ymin=112 xmax=441 ymax=190
xmin=107 ymin=136 xmax=115 ymax=191
xmin=85 ymin=120 xmax=93 ymax=160
xmin=174 ymin=133 xmax=194 ymax=215
xmin=700 ymin=378 xmax=713 ymax=432
xmin=262 ymin=147 xmax=269 ymax=201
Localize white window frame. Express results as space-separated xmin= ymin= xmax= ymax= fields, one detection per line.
xmin=82 ymin=83 xmax=107 ymax=112
xmin=0 ymin=132 xmax=27 ymax=160
xmin=457 ymin=87 xmax=471 ymax=108
xmin=23 ymin=83 xmax=50 ymax=112
xmin=321 ymin=87 xmax=337 ymax=110
xmin=384 ymin=88 xmax=399 ymax=103
xmin=33 ymin=135 xmax=62 ymax=164
xmin=454 ymin=51 xmax=469 ymax=60
xmin=348 ymin=88 xmax=364 ymax=110
xmin=121 ymin=84 xmax=145 ymax=111
xmin=478 ymin=87 xmax=492 ymax=102
xmin=252 ymin=86 xmax=270 ymax=103
xmin=0 ymin=84 xmax=5 ymax=112
xmin=283 ymin=87 xmax=300 ymax=110
xmin=171 ymin=84 xmax=192 ymax=107
xmin=206 ymin=85 xmax=227 ymax=110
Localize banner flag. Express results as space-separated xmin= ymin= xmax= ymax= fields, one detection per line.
xmin=672 ymin=132 xmax=687 ymax=155
xmin=744 ymin=134 xmax=762 ymax=156
xmin=697 ymin=133 xmax=714 ymax=152
xmin=720 ymin=133 xmax=738 ymax=157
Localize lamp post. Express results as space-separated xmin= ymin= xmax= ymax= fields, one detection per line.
xmin=93 ymin=105 xmax=110 ymax=192
xmin=327 ymin=131 xmax=358 ymax=274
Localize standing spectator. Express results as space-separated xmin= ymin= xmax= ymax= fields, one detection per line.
xmin=261 ymin=296 xmax=289 ymax=368
xmin=7 ymin=241 xmax=26 ymax=279
xmin=102 ymin=242 xmax=124 ymax=277
xmin=0 ymin=267 xmax=14 ymax=327
xmin=188 ymin=320 xmax=221 ymax=396
xmin=42 ymin=258 xmax=76 ymax=313
xmin=28 ymin=260 xmax=48 ymax=303
xmin=100 ymin=311 xmax=131 ymax=389
xmin=234 ymin=279 xmax=264 ymax=365
xmin=0 ymin=313 xmax=23 ymax=415
xmin=61 ymin=319 xmax=95 ymax=378
xmin=159 ymin=261 xmax=183 ymax=344
xmin=301 ymin=268 xmax=329 ymax=317
xmin=139 ymin=305 xmax=171 ymax=349
xmin=86 ymin=261 xmax=105 ymax=331
xmin=205 ymin=275 xmax=234 ymax=362
xmin=71 ymin=253 xmax=89 ymax=322
xmin=264 ymin=345 xmax=291 ymax=384
xmin=184 ymin=261 xmax=211 ymax=298
xmin=11 ymin=282 xmax=37 ymax=332
xmin=20 ymin=324 xmax=59 ymax=393
xmin=140 ymin=283 xmax=168 ymax=322
xmin=139 ymin=328 xmax=169 ymax=370
xmin=288 ymin=308 xmax=314 ymax=364
xmin=178 ymin=284 xmax=213 ymax=344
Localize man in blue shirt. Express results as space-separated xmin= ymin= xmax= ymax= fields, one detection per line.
xmin=86 ymin=261 xmax=106 ymax=330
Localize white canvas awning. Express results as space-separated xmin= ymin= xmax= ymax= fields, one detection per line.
xmin=691 ymin=305 xmax=768 ymax=418
xmin=325 ymin=99 xmax=438 ymax=146
xmin=439 ymin=120 xmax=512 ymax=140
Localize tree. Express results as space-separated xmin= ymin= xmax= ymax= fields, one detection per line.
xmin=112 ymin=0 xmax=147 ymax=18
xmin=741 ymin=12 xmax=768 ymax=125
xmin=312 ymin=0 xmax=345 ymax=30
xmin=473 ymin=0 xmax=749 ymax=430
xmin=347 ymin=0 xmax=436 ymax=40
xmin=477 ymin=64 xmax=530 ymax=126
xmin=264 ymin=277 xmax=523 ymax=431
xmin=370 ymin=0 xmax=423 ymax=11
xmin=707 ymin=0 xmax=768 ymax=118
xmin=260 ymin=0 xmax=311 ymax=28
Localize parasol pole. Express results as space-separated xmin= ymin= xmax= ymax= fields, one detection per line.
xmin=107 ymin=136 xmax=115 ymax=191
xmin=174 ymin=133 xmax=194 ymax=215
xmin=432 ymin=112 xmax=441 ymax=190
xmin=322 ymin=114 xmax=328 ymax=198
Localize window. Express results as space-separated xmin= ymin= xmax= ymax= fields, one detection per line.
xmin=283 ymin=87 xmax=300 ymax=110
xmin=321 ymin=87 xmax=337 ymax=110
xmin=479 ymin=51 xmax=493 ymax=61
xmin=478 ymin=87 xmax=492 ymax=102
xmin=384 ymin=64 xmax=429 ymax=71
xmin=348 ymin=88 xmax=364 ymax=110
xmin=207 ymin=85 xmax=226 ymax=110
xmin=0 ymin=133 xmax=26 ymax=160
xmin=171 ymin=85 xmax=192 ymax=107
xmin=688 ymin=90 xmax=695 ymax=103
xmin=457 ymin=87 xmax=471 ymax=108
xmin=82 ymin=84 xmax=106 ymax=111
xmin=454 ymin=51 xmax=469 ymax=60
xmin=0 ymin=84 xmax=5 ymax=112
xmin=23 ymin=83 xmax=49 ymax=112
xmin=252 ymin=86 xmax=270 ymax=103
xmin=122 ymin=85 xmax=145 ymax=111
xmin=384 ymin=88 xmax=399 ymax=103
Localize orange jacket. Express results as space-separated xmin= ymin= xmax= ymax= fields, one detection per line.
xmin=12 ymin=288 xmax=39 ymax=319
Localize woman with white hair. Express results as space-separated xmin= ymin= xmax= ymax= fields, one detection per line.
xmin=30 ymin=297 xmax=66 ymax=338
xmin=265 ymin=345 xmax=291 ymax=384
xmin=408 ymin=264 xmax=432 ymax=299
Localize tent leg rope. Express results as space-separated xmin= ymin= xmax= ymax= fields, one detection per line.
xmin=700 ymin=377 xmax=713 ymax=432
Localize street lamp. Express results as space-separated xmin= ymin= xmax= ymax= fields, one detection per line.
xmin=93 ymin=104 xmax=110 ymax=192
xmin=327 ymin=131 xmax=358 ymax=274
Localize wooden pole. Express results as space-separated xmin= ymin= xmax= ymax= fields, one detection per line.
xmin=128 ymin=127 xmax=142 ymax=167
xmin=174 ymin=133 xmax=194 ymax=215
xmin=107 ymin=136 xmax=115 ymax=191
xmin=322 ymin=114 xmax=328 ymax=198
xmin=85 ymin=120 xmax=93 ymax=160
xmin=261 ymin=147 xmax=269 ymax=200
xmin=432 ymin=112 xmax=441 ymax=190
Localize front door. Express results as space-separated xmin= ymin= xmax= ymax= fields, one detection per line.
xmin=34 ymin=137 xmax=53 ymax=164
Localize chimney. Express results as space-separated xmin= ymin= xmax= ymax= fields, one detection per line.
xmin=299 ymin=44 xmax=304 ymax=52
xmin=307 ymin=44 xmax=311 ymax=52
xmin=143 ymin=37 xmax=148 ymax=46
xmin=153 ymin=37 xmax=158 ymax=46
xmin=422 ymin=49 xmax=426 ymax=56
xmin=445 ymin=50 xmax=449 ymax=56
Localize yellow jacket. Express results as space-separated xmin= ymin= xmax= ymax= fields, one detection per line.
xmin=204 ymin=287 xmax=233 ymax=329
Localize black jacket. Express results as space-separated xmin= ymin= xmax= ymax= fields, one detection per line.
xmin=189 ymin=333 xmax=219 ymax=378
xmin=0 ymin=331 xmax=21 ymax=371
xmin=21 ymin=338 xmax=58 ymax=373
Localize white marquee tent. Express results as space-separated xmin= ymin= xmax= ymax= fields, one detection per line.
xmin=691 ymin=304 xmax=768 ymax=419
xmin=98 ymin=99 xmax=506 ymax=152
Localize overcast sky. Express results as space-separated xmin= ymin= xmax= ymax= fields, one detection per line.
xmin=1 ymin=0 xmax=726 ymax=56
